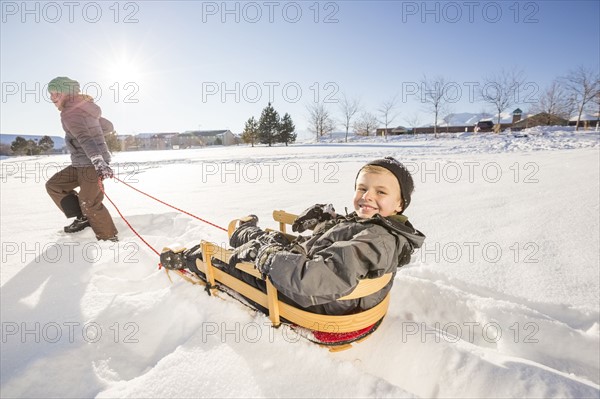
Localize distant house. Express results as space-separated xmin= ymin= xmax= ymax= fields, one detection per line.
xmin=569 ymin=113 xmax=600 ymax=129
xmin=511 ymin=113 xmax=569 ymax=131
xmin=413 ymin=109 xmax=523 ymax=134
xmin=184 ymin=130 xmax=236 ymax=146
xmin=511 ymin=108 xmax=523 ymax=124
xmin=118 ymin=130 xmax=238 ymax=151
xmin=143 ymin=132 xmax=179 ymax=150
xmin=376 ymin=126 xmax=409 ymax=136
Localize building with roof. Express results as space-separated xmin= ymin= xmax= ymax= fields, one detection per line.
xmin=183 ymin=130 xmax=237 ymax=146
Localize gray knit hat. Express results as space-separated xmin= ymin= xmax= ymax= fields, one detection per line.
xmin=357 ymin=157 xmax=414 ymax=213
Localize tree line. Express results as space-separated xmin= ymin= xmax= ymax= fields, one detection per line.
xmin=4 ymin=65 xmax=596 ymax=154
xmin=7 ymin=136 xmax=55 ymax=156
xmin=306 ymin=64 xmax=599 ymax=141
xmin=4 ymin=132 xmax=121 ymax=156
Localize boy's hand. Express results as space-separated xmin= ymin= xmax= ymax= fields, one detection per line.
xmin=90 ymin=155 xmax=114 ymax=180
xmin=292 ymin=204 xmax=336 ymax=233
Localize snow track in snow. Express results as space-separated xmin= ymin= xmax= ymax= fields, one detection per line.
xmin=2 ymin=128 xmax=598 ymax=398
xmin=335 ymin=269 xmax=599 ymax=398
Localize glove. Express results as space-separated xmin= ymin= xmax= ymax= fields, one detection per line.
xmin=292 ymin=204 xmax=336 ymax=233
xmin=260 ymin=230 xmax=289 ymax=246
xmin=254 ymin=243 xmax=284 ymax=277
xmin=90 ymin=155 xmax=114 ymax=180
xmin=229 ymin=239 xmax=262 ymax=268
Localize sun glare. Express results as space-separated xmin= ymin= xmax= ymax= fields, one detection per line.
xmin=107 ymin=58 xmax=143 ymax=84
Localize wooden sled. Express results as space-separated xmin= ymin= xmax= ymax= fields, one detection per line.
xmin=170 ymin=210 xmax=393 ymax=351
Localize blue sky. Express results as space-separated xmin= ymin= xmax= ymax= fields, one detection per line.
xmin=1 ymin=0 xmax=598 ymax=137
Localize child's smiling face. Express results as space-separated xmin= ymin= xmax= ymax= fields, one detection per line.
xmin=353 ymin=168 xmax=403 ymax=218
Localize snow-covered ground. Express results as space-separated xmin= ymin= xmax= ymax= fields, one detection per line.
xmin=1 ymin=127 xmax=599 ymax=398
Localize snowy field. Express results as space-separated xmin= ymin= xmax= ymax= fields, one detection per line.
xmin=1 ymin=127 xmax=599 ymax=398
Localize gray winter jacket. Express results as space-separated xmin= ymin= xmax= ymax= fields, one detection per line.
xmin=60 ymin=95 xmax=113 ymax=167
xmin=268 ymin=213 xmax=425 ymax=315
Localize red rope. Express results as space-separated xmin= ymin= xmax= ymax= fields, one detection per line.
xmin=99 ymin=178 xmax=160 ymax=256
xmin=98 ymin=176 xmax=227 ymax=265
xmin=112 ymin=176 xmax=227 ymax=232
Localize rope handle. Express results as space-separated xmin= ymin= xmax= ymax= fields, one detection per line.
xmin=112 ymin=176 xmax=227 ymax=232
xmin=97 ymin=176 xmax=227 ymax=268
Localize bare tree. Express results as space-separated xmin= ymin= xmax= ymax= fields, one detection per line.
xmin=531 ymin=80 xmax=573 ymax=123
xmin=480 ymin=68 xmax=525 ymax=132
xmin=421 ymin=75 xmax=450 ymax=138
xmin=561 ymin=65 xmax=600 ymax=131
xmin=594 ymin=90 xmax=600 ymax=131
xmin=404 ymin=113 xmax=422 ymax=134
xmin=353 ymin=111 xmax=378 ymax=136
xmin=377 ymin=94 xmax=399 ymax=140
xmin=338 ymin=93 xmax=361 ymax=143
xmin=306 ymin=102 xmax=336 ymax=140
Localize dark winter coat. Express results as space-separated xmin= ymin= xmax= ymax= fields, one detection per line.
xmin=267 ymin=213 xmax=425 ymax=315
xmin=60 ymin=95 xmax=113 ymax=167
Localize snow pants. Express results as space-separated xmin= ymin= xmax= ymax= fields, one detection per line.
xmin=185 ymin=224 xmax=351 ymax=315
xmin=46 ymin=165 xmax=118 ymax=240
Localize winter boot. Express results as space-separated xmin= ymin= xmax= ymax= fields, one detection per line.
xmin=64 ymin=216 xmax=90 ymax=233
xmin=184 ymin=244 xmax=204 ymax=276
xmin=239 ymin=214 xmax=259 ymax=227
xmin=160 ymin=247 xmax=187 ymax=270
xmin=160 ymin=244 xmax=203 ymax=272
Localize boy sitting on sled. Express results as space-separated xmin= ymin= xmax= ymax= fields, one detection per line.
xmin=161 ymin=157 xmax=425 ymax=316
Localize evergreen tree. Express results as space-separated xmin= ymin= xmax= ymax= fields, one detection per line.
xmin=258 ymin=102 xmax=280 ymax=147
xmin=0 ymin=143 xmax=11 ymax=156
xmin=38 ymin=136 xmax=54 ymax=153
xmin=25 ymin=139 xmax=41 ymax=155
xmin=10 ymin=136 xmax=53 ymax=155
xmin=105 ymin=131 xmax=122 ymax=152
xmin=10 ymin=136 xmax=28 ymax=155
xmin=241 ymin=116 xmax=259 ymax=147
xmin=278 ymin=113 xmax=296 ymax=146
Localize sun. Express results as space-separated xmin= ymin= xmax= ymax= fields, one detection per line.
xmin=106 ymin=57 xmax=143 ymax=84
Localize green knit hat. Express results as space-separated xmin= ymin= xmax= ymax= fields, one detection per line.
xmin=47 ymin=76 xmax=80 ymax=95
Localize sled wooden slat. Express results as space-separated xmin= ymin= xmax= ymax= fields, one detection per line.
xmin=280 ymin=292 xmax=390 ymax=333
xmin=201 ymin=241 xmax=217 ymax=290
xmin=227 ymin=219 xmax=239 ymax=238
xmin=194 ymin=254 xmax=390 ymax=333
xmin=266 ymin=279 xmax=281 ymax=327
xmin=272 ymin=210 xmax=298 ymax=234
xmin=338 ymin=273 xmax=392 ymax=300
xmin=234 ymin=261 xmax=262 ymax=279
xmin=194 ymin=258 xmax=269 ymax=309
